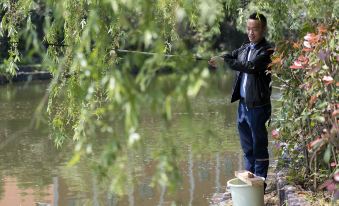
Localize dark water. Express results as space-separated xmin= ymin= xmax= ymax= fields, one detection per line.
xmin=0 ymin=76 xmax=274 ymax=206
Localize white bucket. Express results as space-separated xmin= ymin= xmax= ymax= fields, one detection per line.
xmin=227 ymin=178 xmax=264 ymax=206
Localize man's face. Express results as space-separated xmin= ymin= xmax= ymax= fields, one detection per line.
xmin=247 ymin=19 xmax=265 ymax=44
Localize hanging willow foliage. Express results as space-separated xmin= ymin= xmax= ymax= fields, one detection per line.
xmin=0 ymin=0 xmax=235 ymax=194
xmin=1 ymin=0 xmax=338 ymax=195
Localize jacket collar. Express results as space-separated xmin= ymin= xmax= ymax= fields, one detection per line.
xmin=245 ymin=38 xmax=267 ymax=49
xmin=252 ymin=38 xmax=267 ymax=49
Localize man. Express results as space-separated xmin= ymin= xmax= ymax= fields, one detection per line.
xmin=208 ymin=12 xmax=273 ymax=189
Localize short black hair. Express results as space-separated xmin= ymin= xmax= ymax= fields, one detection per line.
xmin=249 ymin=12 xmax=267 ymax=28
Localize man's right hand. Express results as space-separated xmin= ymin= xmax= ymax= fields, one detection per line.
xmin=208 ymin=56 xmax=224 ymax=68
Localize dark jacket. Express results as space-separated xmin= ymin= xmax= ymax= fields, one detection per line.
xmin=223 ymin=38 xmax=273 ymax=108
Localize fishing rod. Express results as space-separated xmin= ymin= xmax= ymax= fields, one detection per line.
xmin=10 ymin=41 xmax=213 ymax=61
xmin=48 ymin=42 xmax=211 ymax=60
xmin=115 ymin=49 xmax=211 ymax=61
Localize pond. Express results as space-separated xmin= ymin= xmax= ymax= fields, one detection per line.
xmin=0 ymin=76 xmax=275 ymax=206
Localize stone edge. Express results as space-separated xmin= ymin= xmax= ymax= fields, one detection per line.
xmin=276 ymin=170 xmax=312 ymax=206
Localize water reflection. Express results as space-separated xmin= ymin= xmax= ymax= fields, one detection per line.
xmin=188 ymin=147 xmax=194 ymax=206
xmin=0 ymin=75 xmax=245 ymax=205
xmin=157 ymin=183 xmax=166 ymax=206
xmin=215 ymin=153 xmax=221 ymax=193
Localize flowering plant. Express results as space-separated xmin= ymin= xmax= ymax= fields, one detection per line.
xmin=271 ymin=23 xmax=338 ymax=199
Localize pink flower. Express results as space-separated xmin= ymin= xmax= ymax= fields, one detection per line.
xmin=326 ymin=182 xmax=336 ymax=192
xmin=297 ymin=55 xmax=309 ymax=65
xmin=303 ymin=41 xmax=312 ymax=48
xmin=290 ymin=60 xmax=303 ymax=69
xmin=304 ymin=33 xmax=320 ymax=44
xmin=304 ymin=33 xmax=314 ymax=41
xmin=334 ymin=172 xmax=339 ymax=182
xmin=271 ymin=129 xmax=279 ymax=139
xmin=322 ymin=76 xmax=334 ymax=85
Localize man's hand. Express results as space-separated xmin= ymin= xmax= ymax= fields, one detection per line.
xmin=208 ymin=56 xmax=224 ymax=69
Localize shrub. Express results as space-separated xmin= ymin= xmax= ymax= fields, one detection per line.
xmin=271 ymin=22 xmax=338 ymax=200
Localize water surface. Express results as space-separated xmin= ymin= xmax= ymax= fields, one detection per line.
xmin=0 ymin=76 xmax=255 ymax=206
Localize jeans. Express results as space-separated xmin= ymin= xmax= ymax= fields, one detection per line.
xmin=237 ymin=100 xmax=271 ymax=179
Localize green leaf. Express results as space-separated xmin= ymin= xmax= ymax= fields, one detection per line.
xmin=313 ymin=115 xmax=325 ymax=123
xmin=165 ymin=96 xmax=172 ymax=120
xmin=68 ymin=152 xmax=81 ymax=166
xmin=323 ymin=144 xmax=332 ymax=164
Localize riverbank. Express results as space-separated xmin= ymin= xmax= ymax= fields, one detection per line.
xmin=210 ymin=165 xmax=338 ymax=205
xmin=209 ymin=163 xmax=320 ymax=206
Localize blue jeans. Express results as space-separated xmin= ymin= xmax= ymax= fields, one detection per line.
xmin=237 ymin=100 xmax=271 ymax=179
